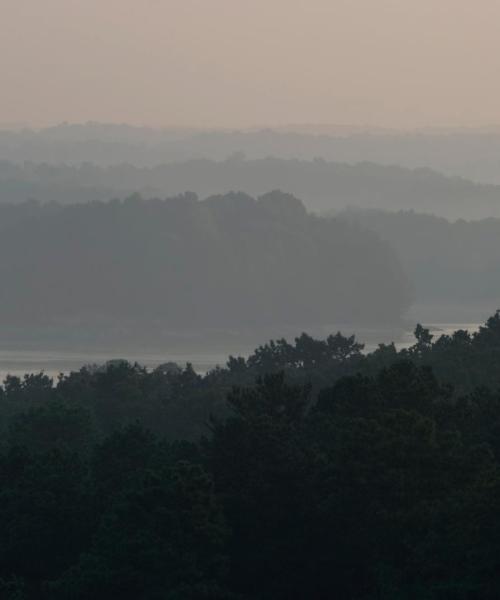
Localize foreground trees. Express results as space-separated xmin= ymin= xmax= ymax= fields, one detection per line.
xmin=2 ymin=317 xmax=500 ymax=597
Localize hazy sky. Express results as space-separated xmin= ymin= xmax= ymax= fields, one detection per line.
xmin=2 ymin=0 xmax=500 ymax=129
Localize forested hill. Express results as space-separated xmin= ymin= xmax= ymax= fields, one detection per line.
xmin=1 ymin=157 xmax=500 ymax=219
xmin=0 ymin=192 xmax=411 ymax=337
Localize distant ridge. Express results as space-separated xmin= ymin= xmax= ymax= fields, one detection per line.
xmin=1 ymin=157 xmax=499 ymax=220
xmin=3 ymin=123 xmax=500 ymax=185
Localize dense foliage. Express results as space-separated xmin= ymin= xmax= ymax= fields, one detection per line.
xmin=0 ymin=193 xmax=410 ymax=332
xmin=2 ymin=315 xmax=500 ymax=597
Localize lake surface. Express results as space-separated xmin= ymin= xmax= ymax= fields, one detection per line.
xmin=0 ymin=321 xmax=483 ymax=382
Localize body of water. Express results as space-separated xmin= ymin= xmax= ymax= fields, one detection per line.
xmin=0 ymin=321 xmax=483 ymax=382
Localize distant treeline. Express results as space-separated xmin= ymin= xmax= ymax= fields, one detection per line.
xmin=1 ymin=157 xmax=500 ymax=218
xmin=2 ymin=315 xmax=500 ymax=597
xmin=339 ymin=208 xmax=500 ymax=309
xmin=0 ymin=192 xmax=411 ymax=333
xmin=5 ymin=122 xmax=500 ymax=184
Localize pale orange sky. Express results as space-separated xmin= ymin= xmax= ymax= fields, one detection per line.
xmin=2 ymin=0 xmax=500 ymax=129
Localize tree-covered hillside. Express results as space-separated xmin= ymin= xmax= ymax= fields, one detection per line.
xmin=0 ymin=192 xmax=411 ymax=337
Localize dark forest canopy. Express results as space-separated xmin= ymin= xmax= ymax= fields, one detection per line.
xmin=1 ymin=157 xmax=500 ymax=219
xmin=338 ymin=208 xmax=500 ymax=310
xmin=2 ymin=314 xmax=500 ymax=597
xmin=0 ymin=192 xmax=411 ymax=334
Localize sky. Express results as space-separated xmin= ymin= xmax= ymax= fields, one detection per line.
xmin=2 ymin=0 xmax=500 ymax=129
